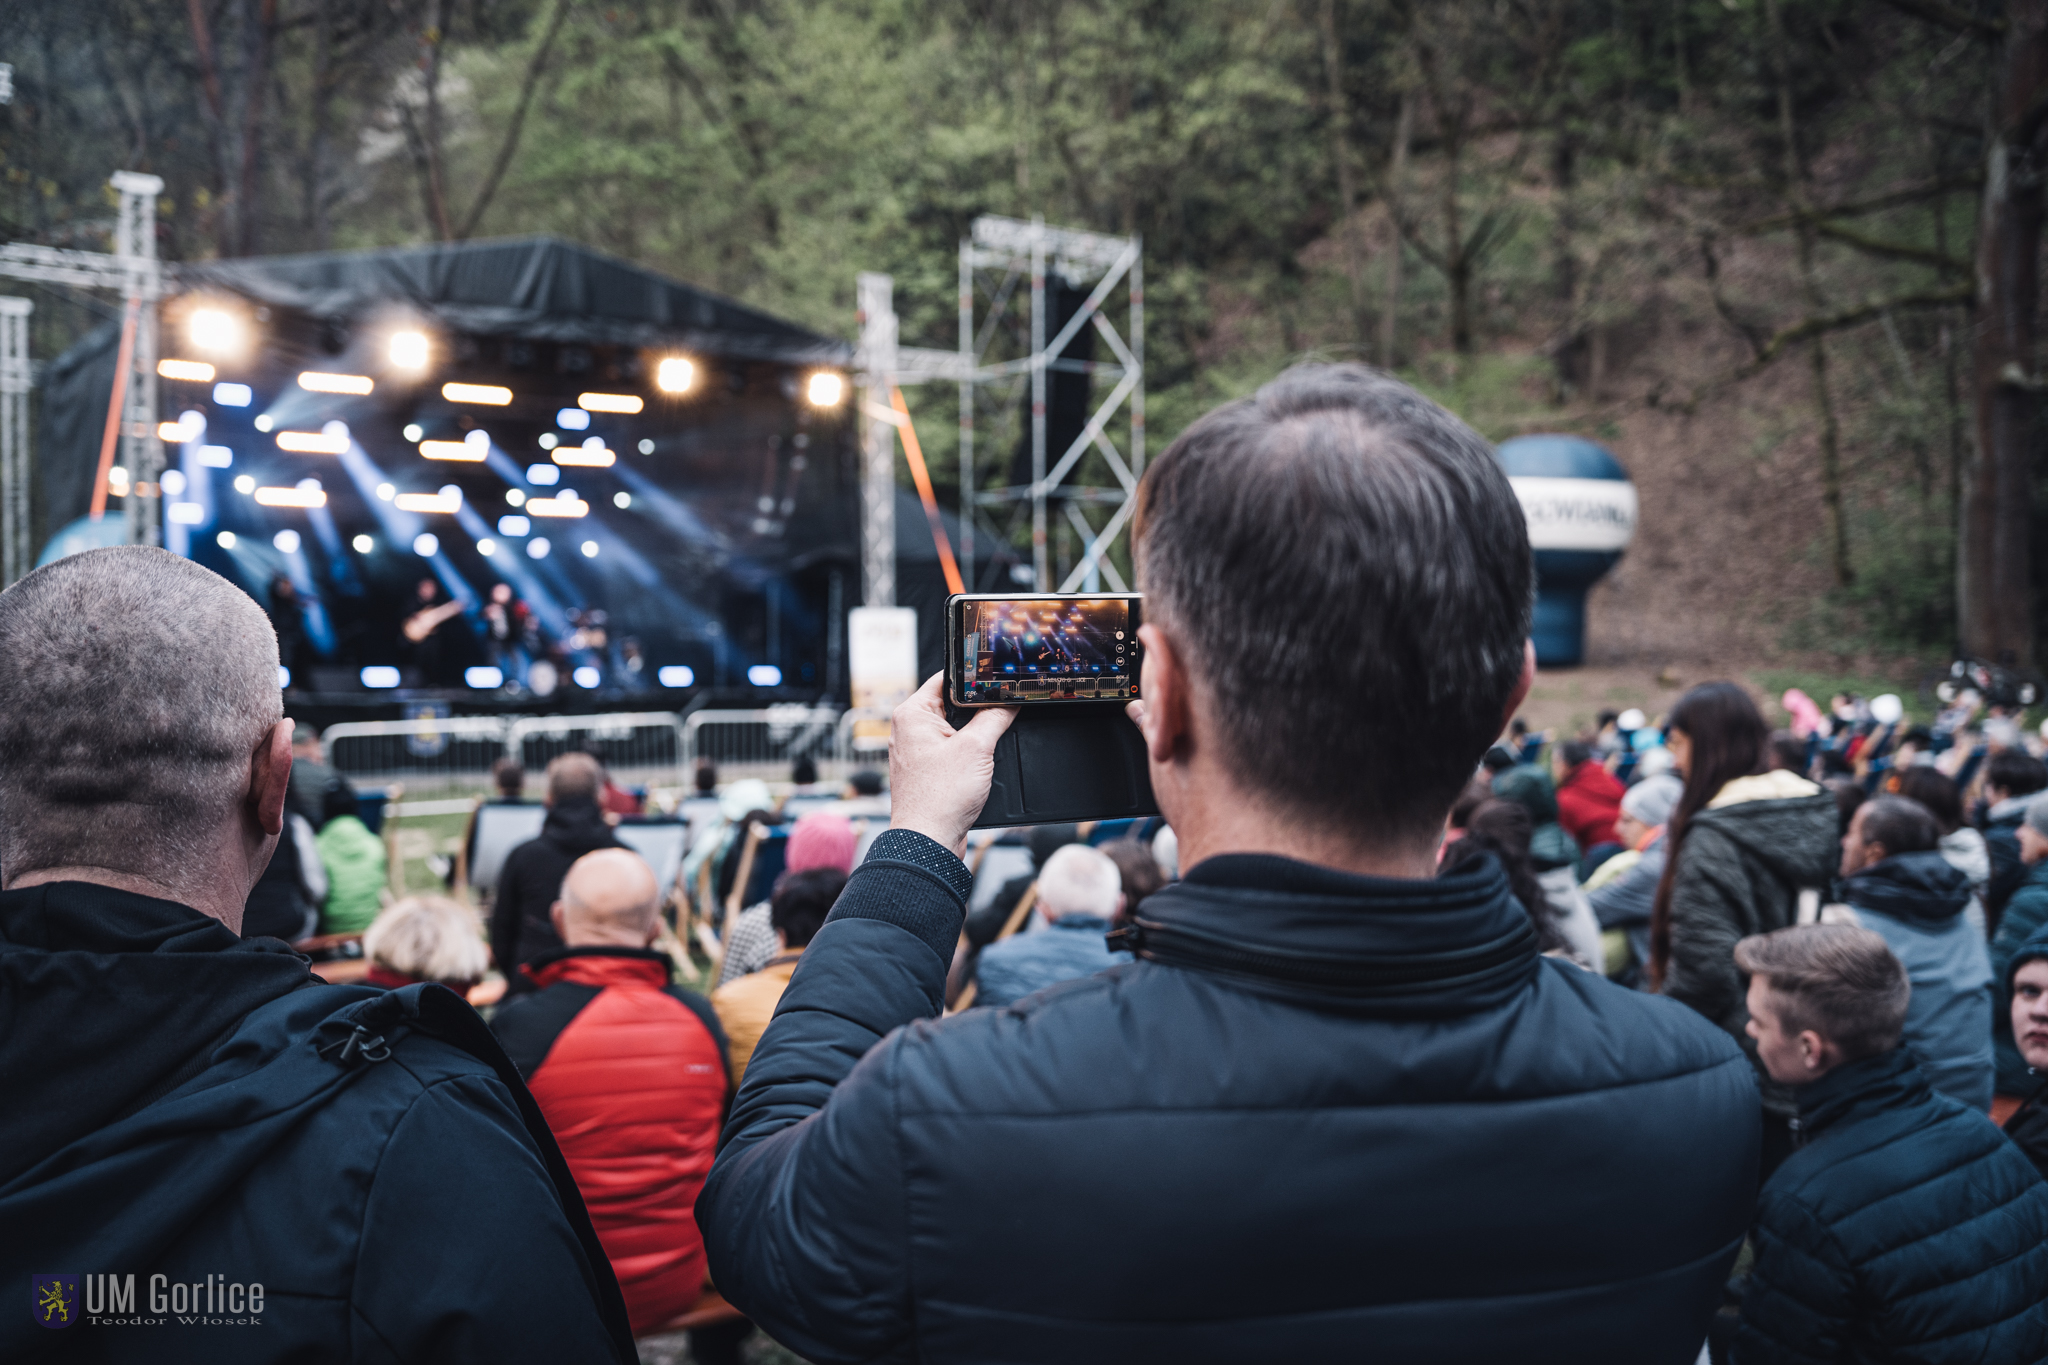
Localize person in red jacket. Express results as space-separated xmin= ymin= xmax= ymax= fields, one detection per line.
xmin=1554 ymin=738 xmax=1626 ymax=855
xmin=490 ymin=848 xmax=735 ymax=1352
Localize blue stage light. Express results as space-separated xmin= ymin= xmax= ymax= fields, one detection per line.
xmin=278 ymin=666 xmax=291 ymax=688
xmin=360 ymin=666 xmax=401 ymax=689
xmin=572 ymin=665 xmax=601 ymax=689
xmin=465 ymin=666 xmax=504 ymax=689
xmin=198 ymin=445 xmax=233 ymax=468
xmin=748 ymin=664 xmax=782 ymax=687
xmin=557 ymin=408 xmax=591 ymax=430
xmin=658 ymin=665 xmax=694 ymax=688
xmin=499 ymin=515 xmax=530 ymax=536
xmin=527 ymin=463 xmax=560 ymax=486
xmin=213 ymin=382 xmax=253 ymax=407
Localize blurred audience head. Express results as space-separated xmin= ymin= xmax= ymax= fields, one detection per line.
xmin=1735 ymin=924 xmax=1908 ymax=1083
xmin=292 ymin=723 xmax=323 ymax=761
xmin=786 ymin=812 xmax=858 ymax=876
xmin=1035 ymin=844 xmax=1123 ymax=922
xmin=1440 ymin=798 xmax=1564 ymax=954
xmin=1892 ymin=767 xmax=1962 ymax=835
xmin=847 ymin=769 xmax=885 ymax=797
xmin=1766 ymin=730 xmax=1807 ymax=775
xmin=0 ymin=547 xmax=288 ymax=924
xmin=545 ymin=752 xmax=604 ymax=807
xmin=553 ymin=847 xmax=661 ymax=948
xmin=770 ymin=867 xmax=846 ymax=951
xmin=791 ymin=754 xmax=819 ymax=787
xmin=364 ymin=895 xmax=490 ymax=991
xmin=492 ymin=756 xmax=526 ymax=799
xmin=1986 ymin=749 xmax=2048 ymax=805
xmin=694 ymin=761 xmax=719 ymax=795
xmin=1099 ymin=840 xmax=1166 ymax=921
xmin=1840 ymin=796 xmax=1939 ymax=878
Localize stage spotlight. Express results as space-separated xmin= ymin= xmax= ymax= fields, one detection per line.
xmin=805 ymin=372 xmax=846 ymax=407
xmin=233 ymin=474 xmax=256 ymax=494
xmin=538 ymin=433 xmax=559 ymax=450
xmin=159 ymin=412 xmax=204 ymax=443
xmin=158 ymin=359 xmax=215 ymax=382
xmin=573 ymin=665 xmax=602 ymax=689
xmin=658 ymin=665 xmax=694 ymax=688
xmin=403 ymin=423 xmax=424 ymax=442
xmin=477 ymin=538 xmax=498 ymax=556
xmin=396 ymin=490 xmax=462 ymax=514
xmin=277 ymin=428 xmax=349 ymax=454
xmin=198 ymin=445 xmax=233 ymax=468
xmin=526 ymin=494 xmax=588 ymax=518
xmin=656 ymin=357 xmax=695 ymax=394
xmin=506 ymin=489 xmax=527 ymax=507
xmin=526 ymin=463 xmax=560 ymax=486
xmin=217 ymin=531 xmax=237 ymax=548
xmin=581 ymin=540 xmax=599 ymax=557
xmin=421 ymin=438 xmax=486 ymax=461
xmin=553 ymin=440 xmax=614 ymax=468
xmin=104 ymin=466 xmax=129 ymax=498
xmin=298 ymin=371 xmax=374 ymax=396
xmin=613 ymin=492 xmax=632 ymax=509
xmin=167 ymin=503 xmax=205 ymax=525
xmin=361 ymin=666 xmax=401 ymax=689
xmin=443 ymin=382 xmax=512 ymax=405
xmin=186 ymin=307 xmax=244 ymax=356
xmin=352 ymin=534 xmax=374 ymax=553
xmin=160 ymin=469 xmax=188 ymax=496
xmin=413 ymin=533 xmax=440 ymax=557
xmin=278 ymin=666 xmax=291 ymax=689
xmin=254 ymin=414 xmax=274 ymax=432
xmin=390 ymin=330 xmax=430 ymax=371
xmin=213 ymin=382 xmax=253 ymax=407
xmin=273 ymin=529 xmax=302 ymax=554
xmin=529 ymin=660 xmax=559 ymax=696
xmin=637 ymin=439 xmax=655 ymax=454
xmin=555 ymin=409 xmax=590 ymax=431
xmin=578 ymin=392 xmax=642 ymax=414
xmin=499 ymin=515 xmax=530 ymax=536
xmin=376 ymin=482 xmax=396 ymax=501
xmin=528 ymin=538 xmax=551 ymax=559
xmin=748 ymin=664 xmax=784 ymax=687
xmin=255 ymin=486 xmax=325 ymax=508
xmin=465 ymin=666 xmax=504 ymax=689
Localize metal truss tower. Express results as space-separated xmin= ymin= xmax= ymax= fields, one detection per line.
xmin=855 ymin=215 xmax=1142 ymax=604
xmin=0 ymin=170 xmax=165 ymax=586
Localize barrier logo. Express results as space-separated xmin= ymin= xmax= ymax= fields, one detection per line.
xmin=33 ymin=1274 xmax=79 ymax=1330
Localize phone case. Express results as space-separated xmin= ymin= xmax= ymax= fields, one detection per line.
xmin=949 ymin=701 xmax=1161 ymax=827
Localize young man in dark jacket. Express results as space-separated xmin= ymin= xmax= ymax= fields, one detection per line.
xmin=491 ymin=848 xmax=733 ymax=1349
xmin=1731 ymin=924 xmax=2048 ymax=1363
xmin=2002 ymin=925 xmax=2048 ymax=1178
xmin=1979 ymin=747 xmax=2047 ymax=929
xmin=0 ymin=548 xmax=633 ymax=1363
xmin=1994 ymin=797 xmax=2048 ymax=1099
xmin=489 ymin=750 xmax=623 ymax=994
xmin=698 ymin=364 xmax=1762 ymax=1364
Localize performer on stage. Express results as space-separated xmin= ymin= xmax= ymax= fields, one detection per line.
xmin=403 ymin=577 xmax=463 ymax=686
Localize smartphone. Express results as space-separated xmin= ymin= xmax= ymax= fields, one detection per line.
xmin=946 ymin=593 xmax=1143 ymax=708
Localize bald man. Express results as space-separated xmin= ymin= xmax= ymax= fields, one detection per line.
xmin=490 ymin=849 xmax=735 ymax=1344
xmin=0 ymin=548 xmax=633 ymax=1362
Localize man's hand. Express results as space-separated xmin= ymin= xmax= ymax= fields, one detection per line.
xmin=888 ymin=674 xmax=1016 ymax=856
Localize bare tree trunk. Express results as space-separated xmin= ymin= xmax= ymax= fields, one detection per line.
xmin=1960 ymin=0 xmax=2048 ymax=664
xmin=1381 ymin=90 xmax=1411 ymax=369
xmin=235 ymin=0 xmax=278 ymax=256
xmin=1318 ymin=0 xmax=1368 ymax=351
xmin=304 ymin=0 xmax=332 ymax=248
xmin=420 ymin=0 xmax=455 ymax=241
xmin=185 ymin=0 xmax=230 ymax=255
xmin=456 ymin=0 xmax=575 ymax=240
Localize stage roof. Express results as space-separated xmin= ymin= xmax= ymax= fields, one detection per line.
xmin=175 ymin=235 xmax=851 ymax=367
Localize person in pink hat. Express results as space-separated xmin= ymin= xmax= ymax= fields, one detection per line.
xmin=713 ymin=811 xmax=856 ymax=988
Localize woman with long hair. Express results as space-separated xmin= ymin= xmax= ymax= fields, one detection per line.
xmin=1441 ymin=799 xmax=1571 ymax=957
xmin=1649 ymin=682 xmax=1838 ymax=1172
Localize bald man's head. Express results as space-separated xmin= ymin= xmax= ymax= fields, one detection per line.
xmin=551 ymin=848 xmax=661 ymax=947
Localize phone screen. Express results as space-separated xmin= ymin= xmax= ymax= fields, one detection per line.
xmin=950 ymin=595 xmax=1141 ymax=706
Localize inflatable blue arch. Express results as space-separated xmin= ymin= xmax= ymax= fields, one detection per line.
xmin=1496 ymin=435 xmax=1636 ymax=668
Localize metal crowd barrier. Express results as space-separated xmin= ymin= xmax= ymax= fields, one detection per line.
xmin=322 ymin=706 xmax=892 ymax=788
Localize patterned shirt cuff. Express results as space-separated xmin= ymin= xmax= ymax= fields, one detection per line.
xmin=863 ymin=828 xmax=974 ymax=903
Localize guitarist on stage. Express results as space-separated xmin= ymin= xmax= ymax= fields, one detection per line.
xmin=402 ymin=577 xmax=465 ymax=686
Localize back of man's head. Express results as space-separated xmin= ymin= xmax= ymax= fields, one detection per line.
xmin=0 ymin=547 xmax=281 ymax=881
xmin=493 ymin=756 xmax=526 ymax=798
xmin=546 ymin=751 xmax=604 ymax=806
xmin=556 ymin=848 xmax=659 ymax=946
xmin=1035 ymin=844 xmax=1122 ymax=921
xmin=1134 ymin=363 xmax=1532 ymax=841
xmin=1733 ymin=924 xmax=1909 ymax=1062
xmin=770 ymin=866 xmax=847 ymax=950
xmin=1856 ymin=795 xmax=1940 ymax=860
xmin=1987 ymin=748 xmax=2048 ymax=800
xmin=1558 ymin=739 xmax=1594 ymax=770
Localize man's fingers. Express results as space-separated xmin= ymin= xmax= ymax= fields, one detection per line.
xmin=959 ymin=704 xmax=1018 ymax=753
xmin=1125 ymin=700 xmax=1147 ymax=728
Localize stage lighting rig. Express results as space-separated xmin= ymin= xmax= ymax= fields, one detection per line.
xmin=656 ymin=357 xmax=695 ymax=394
xmin=805 ymin=371 xmax=846 ymax=407
xmin=185 ymin=306 xmax=247 ymax=357
xmin=389 ymin=330 xmax=431 ymax=371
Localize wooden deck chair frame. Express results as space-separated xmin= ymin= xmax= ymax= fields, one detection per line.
xmin=948 ymin=882 xmax=1036 ymax=1013
xmin=381 ymin=783 xmax=406 ymax=896
xmin=451 ymin=796 xmax=483 ymax=897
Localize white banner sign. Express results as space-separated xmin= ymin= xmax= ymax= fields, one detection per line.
xmin=1510 ymin=476 xmax=1638 ymax=553
xmin=848 ymin=606 xmax=920 ymax=710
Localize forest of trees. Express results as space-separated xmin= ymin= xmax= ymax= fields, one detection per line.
xmin=0 ymin=0 xmax=2039 ymax=668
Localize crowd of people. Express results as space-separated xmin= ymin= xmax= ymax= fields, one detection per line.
xmin=6 ymin=361 xmax=2048 ymax=1363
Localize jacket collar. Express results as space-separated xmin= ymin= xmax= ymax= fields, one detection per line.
xmin=539 ymin=797 xmax=621 ymax=854
xmin=1843 ymin=850 xmax=1974 ymax=924
xmin=523 ymin=943 xmax=671 ymax=990
xmin=1112 ymin=853 xmax=1538 ymax=1017
xmin=1795 ymin=1047 xmax=1929 ymax=1136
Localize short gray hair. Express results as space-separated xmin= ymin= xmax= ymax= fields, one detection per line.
xmin=1035 ymin=843 xmax=1122 ymax=920
xmin=0 ymin=547 xmax=282 ymax=877
xmin=364 ymin=895 xmax=489 ymax=986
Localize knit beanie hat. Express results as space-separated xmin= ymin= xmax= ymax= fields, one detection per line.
xmin=1621 ymin=774 xmax=1683 ymax=830
xmin=786 ymin=811 xmax=858 ymax=875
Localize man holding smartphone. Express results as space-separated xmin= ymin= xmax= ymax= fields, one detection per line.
xmin=699 ymin=363 xmax=1759 ymax=1364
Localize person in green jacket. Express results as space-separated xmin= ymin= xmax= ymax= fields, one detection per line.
xmin=317 ymin=783 xmax=388 ymax=935
xmin=1993 ymin=799 xmax=2048 ymax=1098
